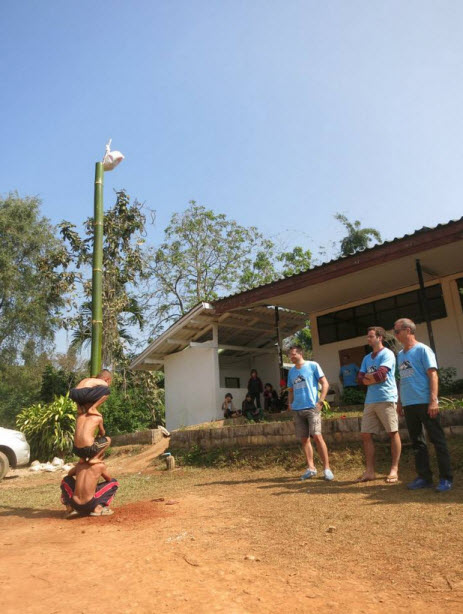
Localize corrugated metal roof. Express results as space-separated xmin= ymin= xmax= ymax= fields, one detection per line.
xmin=130 ymin=304 xmax=307 ymax=371
xmin=213 ymin=216 xmax=463 ymax=307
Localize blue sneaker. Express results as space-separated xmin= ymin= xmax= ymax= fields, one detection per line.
xmin=324 ymin=469 xmax=334 ymax=481
xmin=436 ymin=479 xmax=452 ymax=493
xmin=301 ymin=468 xmax=317 ymax=480
xmin=407 ymin=477 xmax=433 ymax=490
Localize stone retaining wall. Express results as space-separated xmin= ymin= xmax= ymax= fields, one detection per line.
xmin=111 ymin=428 xmax=164 ymax=447
xmin=169 ymin=409 xmax=463 ymax=450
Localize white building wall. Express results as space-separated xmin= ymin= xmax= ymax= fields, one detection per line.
xmin=164 ymin=346 xmax=220 ymax=430
xmin=311 ymin=273 xmax=463 ymax=386
xmin=218 ymin=352 xmax=280 ymax=416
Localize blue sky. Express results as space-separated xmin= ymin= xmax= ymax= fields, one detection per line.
xmin=2 ymin=1 xmax=463 ymax=260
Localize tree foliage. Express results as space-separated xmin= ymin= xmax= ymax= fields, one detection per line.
xmin=335 ymin=213 xmax=382 ymax=256
xmin=149 ymin=201 xmax=313 ymax=332
xmin=0 ymin=193 xmax=73 ymax=364
xmin=60 ymin=190 xmax=150 ymax=367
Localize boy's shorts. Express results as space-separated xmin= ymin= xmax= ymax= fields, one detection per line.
xmin=60 ymin=475 xmax=119 ymax=514
xmin=72 ymin=436 xmax=110 ymax=460
xmin=361 ymin=402 xmax=398 ymax=434
xmin=70 ymin=386 xmax=110 ymax=406
xmin=293 ymin=408 xmax=322 ymax=438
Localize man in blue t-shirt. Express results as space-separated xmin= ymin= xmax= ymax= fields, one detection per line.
xmin=339 ymin=354 xmax=360 ymax=389
xmin=287 ymin=345 xmax=334 ymax=481
xmin=357 ymin=327 xmax=401 ymax=484
xmin=394 ymin=318 xmax=452 ymax=492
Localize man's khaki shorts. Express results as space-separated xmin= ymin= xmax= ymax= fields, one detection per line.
xmin=293 ymin=408 xmax=322 ymax=439
xmin=361 ymin=402 xmax=398 ymax=434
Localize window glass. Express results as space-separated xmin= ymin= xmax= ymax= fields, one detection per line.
xmin=316 ymin=283 xmax=446 ymax=345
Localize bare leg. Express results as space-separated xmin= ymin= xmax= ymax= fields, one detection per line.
xmin=301 ymin=437 xmax=316 ymax=470
xmin=312 ymin=434 xmax=331 ymax=470
xmin=358 ymin=432 xmax=376 ymax=481
xmin=386 ymin=431 xmax=401 ymax=482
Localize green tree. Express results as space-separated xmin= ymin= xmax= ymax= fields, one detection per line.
xmin=334 ymin=213 xmax=382 ymax=256
xmin=150 ymin=201 xmax=282 ymax=329
xmin=60 ymin=190 xmax=150 ymax=367
xmin=0 ymin=193 xmax=73 ymax=364
xmin=277 ymin=246 xmax=312 ymax=277
xmin=40 ymin=364 xmax=77 ymax=403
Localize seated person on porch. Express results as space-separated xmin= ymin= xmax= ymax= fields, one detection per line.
xmin=242 ymin=393 xmax=264 ymax=422
xmin=222 ymin=393 xmax=241 ymax=419
xmin=60 ymin=460 xmax=119 ymax=517
xmin=263 ymin=383 xmax=279 ymax=412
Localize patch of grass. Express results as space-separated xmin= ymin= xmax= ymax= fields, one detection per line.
xmin=1 ymin=436 xmax=462 ymax=513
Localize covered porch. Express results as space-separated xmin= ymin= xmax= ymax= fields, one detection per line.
xmin=131 ymin=303 xmax=306 ymax=430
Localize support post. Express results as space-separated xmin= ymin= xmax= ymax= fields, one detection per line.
xmin=415 ymin=258 xmax=437 ymax=357
xmin=91 ymin=162 xmax=104 ymax=376
xmin=274 ymin=306 xmax=284 ymax=379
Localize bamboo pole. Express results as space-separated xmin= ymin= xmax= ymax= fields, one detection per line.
xmin=90 ymin=162 xmax=104 ymax=376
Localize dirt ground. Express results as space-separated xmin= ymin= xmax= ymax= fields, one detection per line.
xmin=1 ymin=444 xmax=462 ymax=614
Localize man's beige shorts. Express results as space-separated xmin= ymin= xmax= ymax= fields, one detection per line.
xmin=361 ymin=402 xmax=398 ymax=434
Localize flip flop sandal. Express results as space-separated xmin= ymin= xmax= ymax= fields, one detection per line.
xmin=385 ymin=476 xmax=399 ymax=484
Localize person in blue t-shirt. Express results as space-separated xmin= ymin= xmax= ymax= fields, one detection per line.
xmin=339 ymin=354 xmax=360 ymax=389
xmin=287 ymin=345 xmax=334 ymax=481
xmin=357 ymin=327 xmax=401 ymax=484
xmin=394 ymin=318 xmax=452 ymax=493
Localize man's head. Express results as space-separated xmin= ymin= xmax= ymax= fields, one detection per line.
xmin=97 ymin=369 xmax=112 ymax=385
xmin=393 ymin=318 xmax=416 ymax=343
xmin=341 ymin=354 xmax=350 ymax=364
xmin=288 ymin=344 xmax=304 ymax=365
xmin=366 ymin=326 xmax=386 ymax=350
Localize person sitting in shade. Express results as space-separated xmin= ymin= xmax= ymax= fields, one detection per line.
xmin=222 ymin=393 xmax=241 ymax=419
xmin=263 ymin=383 xmax=279 ymax=412
xmin=242 ymin=393 xmax=263 ymax=422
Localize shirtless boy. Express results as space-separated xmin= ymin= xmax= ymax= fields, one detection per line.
xmin=70 ymin=369 xmax=112 ymax=415
xmin=72 ymin=400 xmax=111 ymax=463
xmin=61 ymin=460 xmax=119 ymax=517
xmin=71 ymin=370 xmax=112 ymax=463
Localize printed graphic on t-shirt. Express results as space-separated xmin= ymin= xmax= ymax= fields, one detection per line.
xmin=366 ymin=365 xmax=377 ymax=374
xmin=293 ymin=374 xmax=307 ymax=390
xmin=399 ymin=360 xmax=414 ymax=378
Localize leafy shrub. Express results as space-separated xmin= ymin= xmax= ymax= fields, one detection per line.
xmin=16 ymin=395 xmax=76 ymax=461
xmin=102 ymin=384 xmax=165 ymax=435
xmin=438 ymin=367 xmax=463 ymax=395
xmin=341 ymin=387 xmax=366 ymax=406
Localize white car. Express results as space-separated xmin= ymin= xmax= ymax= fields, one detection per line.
xmin=0 ymin=427 xmax=30 ymax=480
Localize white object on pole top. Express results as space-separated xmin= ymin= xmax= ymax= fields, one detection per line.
xmin=102 ymin=139 xmax=124 ymax=171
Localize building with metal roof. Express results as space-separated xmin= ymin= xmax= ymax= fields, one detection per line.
xmin=132 ymin=217 xmax=463 ymax=429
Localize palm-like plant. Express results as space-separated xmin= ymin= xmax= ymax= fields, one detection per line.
xmin=335 ymin=213 xmax=382 ymax=256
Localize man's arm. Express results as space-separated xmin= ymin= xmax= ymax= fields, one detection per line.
xmin=427 ymin=368 xmax=439 ymax=418
xmin=287 ymin=387 xmax=293 ymax=411
xmin=317 ymin=376 xmax=329 ymax=408
xmin=361 ymin=367 xmax=389 ymax=386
